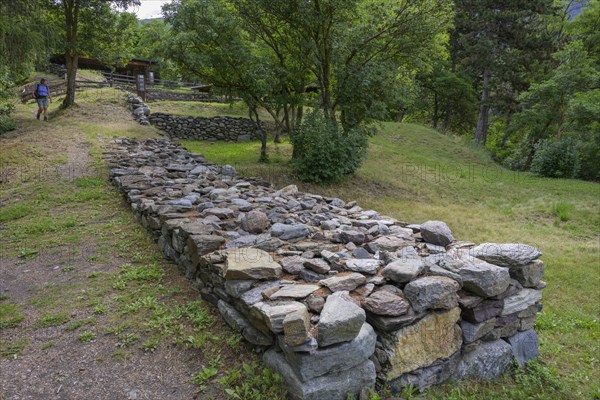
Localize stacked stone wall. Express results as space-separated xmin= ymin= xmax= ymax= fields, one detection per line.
xmin=104 ymin=138 xmax=545 ymax=400
xmin=148 ymin=112 xmax=263 ymax=142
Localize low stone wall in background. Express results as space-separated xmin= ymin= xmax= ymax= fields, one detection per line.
xmin=148 ymin=112 xmax=263 ymax=142
xmin=104 ymin=138 xmax=545 ymax=400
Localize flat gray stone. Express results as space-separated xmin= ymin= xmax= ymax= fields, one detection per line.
xmin=319 ymin=273 xmax=366 ymax=292
xmin=264 ymin=350 xmax=376 ymax=400
xmin=510 ymin=260 xmax=544 ymax=288
xmin=187 ymin=235 xmax=226 ymax=266
xmin=458 ymin=257 xmax=511 ymax=297
xmin=242 ymin=324 xmax=274 ymax=346
xmin=427 ymin=264 xmax=463 ymax=283
xmin=461 ymin=299 xmax=504 ymax=323
xmin=304 ymin=259 xmax=330 ymax=274
xmin=279 ymin=323 xmax=376 ymax=381
xmin=223 ymin=248 xmax=282 ymax=280
xmin=252 ymin=301 xmax=307 ymax=333
xmin=169 ymin=198 xmax=192 ymax=207
xmin=372 ymin=234 xmax=413 ymax=252
xmin=472 ymin=243 xmax=542 ymax=267
xmin=339 ymin=230 xmax=366 ymax=245
xmin=366 ymin=309 xmax=423 ymax=332
xmin=460 ymin=318 xmax=496 ymax=343
xmin=420 ymin=220 xmax=454 ymax=246
xmin=283 ymin=308 xmax=312 ymax=346
xmin=224 ymin=280 xmax=254 ymax=298
xmin=217 ymin=300 xmax=248 ymax=332
xmin=501 ymin=289 xmax=543 ymax=316
xmin=269 ymin=284 xmax=320 ymax=300
xmin=271 ymin=223 xmax=310 ymax=240
xmin=299 ymin=268 xmax=327 ymax=283
xmin=280 ymin=256 xmax=308 ymax=274
xmin=240 ymin=281 xmax=282 ymax=307
xmin=455 ymin=339 xmax=513 ymax=380
xmin=204 ymin=207 xmax=235 ymax=219
xmin=382 ymin=258 xmax=425 ymax=283
xmin=404 ymin=276 xmax=460 ymax=312
xmin=363 ymin=290 xmax=410 ymax=316
xmin=179 ymin=220 xmax=214 ymax=236
xmin=345 ymin=259 xmax=380 ymax=275
xmin=231 ymin=198 xmax=252 ymax=211
xmin=317 ymin=291 xmax=366 ymax=347
xmin=507 ymin=329 xmax=539 ymax=366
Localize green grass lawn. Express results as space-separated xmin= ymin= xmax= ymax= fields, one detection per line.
xmin=184 ymin=122 xmax=600 ymax=399
xmin=150 ymin=100 xmax=274 ymax=120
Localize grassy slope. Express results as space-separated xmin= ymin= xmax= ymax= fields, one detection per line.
xmin=0 ymin=86 xmax=286 ymax=399
xmin=183 ymin=120 xmax=600 ymax=399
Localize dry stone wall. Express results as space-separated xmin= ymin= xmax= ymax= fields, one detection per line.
xmin=149 ymin=113 xmax=263 ymax=142
xmin=104 ymin=138 xmax=546 ymax=400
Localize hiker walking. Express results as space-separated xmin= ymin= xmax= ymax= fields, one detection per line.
xmin=34 ymin=78 xmax=51 ymax=121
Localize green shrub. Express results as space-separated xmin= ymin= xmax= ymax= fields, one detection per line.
xmin=0 ymin=116 xmax=15 ymax=133
xmin=530 ymin=138 xmax=581 ymax=178
xmin=291 ymin=112 xmax=370 ymax=183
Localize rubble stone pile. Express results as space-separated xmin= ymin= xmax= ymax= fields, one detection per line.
xmin=104 ymin=138 xmax=545 ymax=400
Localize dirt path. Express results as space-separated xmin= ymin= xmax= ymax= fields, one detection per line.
xmin=0 ymin=88 xmax=279 ymax=400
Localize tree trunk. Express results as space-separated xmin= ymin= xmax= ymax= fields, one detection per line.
xmin=296 ymin=104 xmax=303 ymax=127
xmin=475 ymin=69 xmax=492 ymax=145
xmin=62 ymin=0 xmax=79 ymax=108
xmin=250 ymin=106 xmax=268 ymax=162
xmin=432 ymin=91 xmax=439 ymax=129
xmin=395 ymin=109 xmax=405 ymax=123
xmin=500 ymin=112 xmax=512 ymax=149
xmin=442 ymin=99 xmax=453 ymax=132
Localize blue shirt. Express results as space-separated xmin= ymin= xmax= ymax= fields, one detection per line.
xmin=36 ymin=84 xmax=49 ymax=97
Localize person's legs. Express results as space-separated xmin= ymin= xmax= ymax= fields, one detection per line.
xmin=36 ymin=100 xmax=42 ymax=119
xmin=43 ymin=104 xmax=49 ymax=121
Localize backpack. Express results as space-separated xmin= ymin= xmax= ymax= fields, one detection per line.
xmin=34 ymin=84 xmax=41 ymax=99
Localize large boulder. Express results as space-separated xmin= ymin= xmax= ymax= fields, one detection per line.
xmin=241 ymin=210 xmax=270 ymax=233
xmin=264 ymin=350 xmax=376 ymax=400
xmin=510 ymin=260 xmax=544 ymax=288
xmin=382 ymin=258 xmax=425 ymax=283
xmin=317 ymin=291 xmax=366 ymax=347
xmin=279 ymin=323 xmax=377 ymax=381
xmin=458 ymin=257 xmax=511 ymax=297
xmin=507 ymin=329 xmax=539 ymax=366
xmin=363 ymin=290 xmax=410 ymax=317
xmin=472 ymin=243 xmax=542 ymax=267
xmin=381 ymin=307 xmax=462 ymax=380
xmin=404 ymin=276 xmax=460 ymax=313
xmin=455 ymin=339 xmax=513 ymax=380
xmin=420 ymin=221 xmax=455 ymax=246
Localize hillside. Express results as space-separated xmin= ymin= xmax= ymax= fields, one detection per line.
xmin=1 ymin=88 xmax=598 ymax=399
xmin=185 ymin=118 xmax=600 ymax=399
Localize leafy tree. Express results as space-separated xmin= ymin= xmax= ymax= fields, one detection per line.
xmin=52 ymin=0 xmax=139 ymax=108
xmin=79 ymin=9 xmax=140 ymax=71
xmin=165 ymin=0 xmax=452 ymax=175
xmin=416 ymin=63 xmax=477 ymax=133
xmin=515 ymin=41 xmax=598 ymax=140
xmin=135 ymin=19 xmax=183 ymax=82
xmin=451 ymin=0 xmax=556 ymax=145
